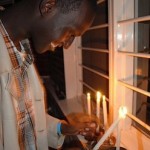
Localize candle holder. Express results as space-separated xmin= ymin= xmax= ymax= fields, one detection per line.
xmin=85 ymin=106 xmax=128 ymax=150
xmin=85 ymin=133 xmax=127 ymax=150
xmin=84 ymin=126 xmax=117 ymax=150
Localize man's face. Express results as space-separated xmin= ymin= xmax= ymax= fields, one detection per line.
xmin=32 ymin=1 xmax=95 ymax=53
xmin=49 ymin=9 xmax=95 ymax=51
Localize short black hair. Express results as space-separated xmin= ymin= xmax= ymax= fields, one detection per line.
xmin=56 ymin=0 xmax=97 ymax=14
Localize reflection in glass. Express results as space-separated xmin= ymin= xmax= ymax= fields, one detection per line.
xmin=133 ymin=91 xmax=150 ymax=137
xmin=120 ymin=57 xmax=150 ymax=92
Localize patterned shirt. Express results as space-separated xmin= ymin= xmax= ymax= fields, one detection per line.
xmin=0 ymin=20 xmax=36 ymax=150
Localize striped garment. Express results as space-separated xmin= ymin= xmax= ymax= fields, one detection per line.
xmin=0 ymin=20 xmax=37 ymax=150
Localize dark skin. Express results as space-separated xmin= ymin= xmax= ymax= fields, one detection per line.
xmin=0 ymin=0 xmax=97 ymax=140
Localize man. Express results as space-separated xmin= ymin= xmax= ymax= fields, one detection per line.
xmin=0 ymin=0 xmax=97 ymax=149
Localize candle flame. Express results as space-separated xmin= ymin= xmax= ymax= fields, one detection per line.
xmin=119 ymin=106 xmax=127 ymax=119
xmin=87 ymin=93 xmax=90 ymax=99
xmin=102 ymin=95 xmax=105 ymax=101
xmin=96 ymin=91 xmax=101 ymax=101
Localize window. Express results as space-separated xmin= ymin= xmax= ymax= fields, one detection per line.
xmin=80 ymin=0 xmax=110 ymax=116
xmin=113 ymin=0 xmax=150 ymax=137
xmin=75 ymin=0 xmax=150 ymax=148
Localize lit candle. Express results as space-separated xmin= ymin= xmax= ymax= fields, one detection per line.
xmin=102 ymin=95 xmax=107 ymax=129
xmin=87 ymin=93 xmax=91 ymax=116
xmin=116 ymin=122 xmax=121 ymax=150
xmin=96 ymin=91 xmax=101 ymax=132
xmin=96 ymin=91 xmax=101 ymax=119
xmin=93 ymin=106 xmax=127 ymax=150
xmin=116 ymin=107 xmax=127 ymax=150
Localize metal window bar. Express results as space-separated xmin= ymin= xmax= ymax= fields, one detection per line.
xmin=118 ymin=15 xmax=150 ymax=25
xmin=118 ymin=51 xmax=150 ymax=59
xmin=118 ymin=80 xmax=150 ymax=97
xmin=87 ymin=24 xmax=108 ymax=31
xmin=78 ymin=47 xmax=109 ymax=53
xmin=80 ymin=64 xmax=109 ymax=79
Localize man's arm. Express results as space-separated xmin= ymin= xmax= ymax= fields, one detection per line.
xmin=46 ymin=114 xmax=65 ymax=149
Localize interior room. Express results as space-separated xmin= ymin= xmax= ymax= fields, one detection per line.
xmin=0 ymin=0 xmax=150 ymax=150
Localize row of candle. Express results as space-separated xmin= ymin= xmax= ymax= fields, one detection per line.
xmin=87 ymin=91 xmax=108 ymax=128
xmin=87 ymin=92 xmax=128 ymax=150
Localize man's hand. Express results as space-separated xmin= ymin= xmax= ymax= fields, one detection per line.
xmin=61 ymin=112 xmax=102 ymax=141
xmin=61 ymin=121 xmax=97 ymax=141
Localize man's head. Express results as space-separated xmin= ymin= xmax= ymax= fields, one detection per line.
xmin=2 ymin=0 xmax=97 ymax=53
xmin=32 ymin=0 xmax=97 ymax=53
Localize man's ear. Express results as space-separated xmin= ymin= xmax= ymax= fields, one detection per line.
xmin=39 ymin=0 xmax=56 ymax=16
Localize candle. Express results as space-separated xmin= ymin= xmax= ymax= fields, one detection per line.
xmin=93 ymin=117 xmax=120 ymax=150
xmin=116 ymin=106 xmax=127 ymax=150
xmin=96 ymin=91 xmax=101 ymax=119
xmin=87 ymin=93 xmax=91 ymax=116
xmin=96 ymin=91 xmax=101 ymax=132
xmin=102 ymin=95 xmax=107 ymax=129
xmin=93 ymin=106 xmax=127 ymax=150
xmin=116 ymin=122 xmax=121 ymax=150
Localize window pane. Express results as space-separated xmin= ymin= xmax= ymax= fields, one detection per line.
xmin=121 ymin=57 xmax=150 ymax=92
xmin=83 ymin=69 xmax=109 ymax=98
xmin=136 ymin=0 xmax=150 ymax=17
xmin=134 ymin=57 xmax=150 ymax=92
xmin=118 ymin=21 xmax=150 ymax=53
xmin=133 ymin=91 xmax=150 ymax=137
xmin=135 ymin=21 xmax=150 ymax=53
xmin=82 ymin=28 xmax=108 ymax=49
xmin=91 ymin=0 xmax=108 ymax=26
xmin=82 ymin=50 xmax=109 ymax=75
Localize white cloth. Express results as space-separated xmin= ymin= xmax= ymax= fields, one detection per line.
xmin=0 ymin=30 xmax=65 ymax=149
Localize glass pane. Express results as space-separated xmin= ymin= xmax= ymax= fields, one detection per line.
xmin=118 ymin=21 xmax=150 ymax=53
xmin=121 ymin=57 xmax=150 ymax=92
xmin=91 ymin=0 xmax=108 ymax=26
xmin=83 ymin=69 xmax=109 ymax=98
xmin=133 ymin=91 xmax=150 ymax=137
xmin=134 ymin=57 xmax=150 ymax=92
xmin=135 ymin=21 xmax=150 ymax=53
xmin=82 ymin=28 xmax=108 ymax=49
xmin=82 ymin=50 xmax=109 ymax=75
xmin=136 ymin=0 xmax=150 ymax=17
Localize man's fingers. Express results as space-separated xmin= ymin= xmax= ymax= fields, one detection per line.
xmin=84 ymin=121 xmax=97 ymax=131
xmin=88 ymin=121 xmax=97 ymax=128
xmin=80 ymin=131 xmax=97 ymax=141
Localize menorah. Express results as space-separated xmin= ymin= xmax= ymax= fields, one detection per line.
xmin=85 ymin=92 xmax=127 ymax=150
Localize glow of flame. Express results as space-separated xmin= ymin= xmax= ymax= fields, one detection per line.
xmin=87 ymin=93 xmax=90 ymax=99
xmin=119 ymin=106 xmax=127 ymax=119
xmin=96 ymin=91 xmax=101 ymax=101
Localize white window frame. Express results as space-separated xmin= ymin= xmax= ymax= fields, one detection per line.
xmin=64 ymin=0 xmax=150 ymax=149
xmin=112 ymin=0 xmax=150 ymax=149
